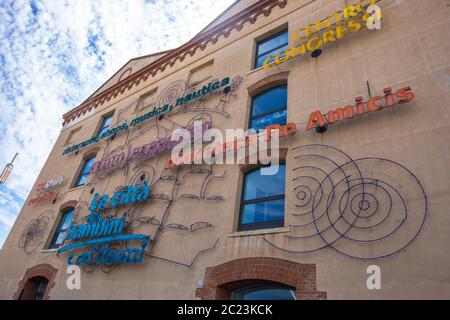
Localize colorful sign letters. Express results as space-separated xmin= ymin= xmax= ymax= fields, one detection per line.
xmin=90 ymin=122 xmax=213 ymax=175
xmin=164 ymin=123 xmax=298 ymax=169
xmin=63 ymin=77 xmax=234 ymax=156
xmin=27 ymin=176 xmax=65 ymax=206
xmin=57 ymin=182 xmax=151 ymax=268
xmin=307 ymin=87 xmax=415 ymax=130
xmin=264 ymin=0 xmax=381 ymax=70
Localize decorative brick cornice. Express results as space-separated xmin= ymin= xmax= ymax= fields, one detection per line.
xmin=63 ymin=0 xmax=288 ymax=126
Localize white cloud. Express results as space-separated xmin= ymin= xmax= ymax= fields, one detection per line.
xmin=0 ymin=207 xmax=18 ymax=229
xmin=0 ymin=188 xmax=22 ymax=229
xmin=0 ymin=0 xmax=235 ymax=247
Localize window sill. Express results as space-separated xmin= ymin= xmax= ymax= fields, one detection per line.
xmin=67 ymin=185 xmax=85 ymax=192
xmin=246 ymin=66 xmax=265 ymax=76
xmin=246 ymin=63 xmax=278 ymax=76
xmin=40 ymin=248 xmax=59 ymax=254
xmin=226 ymin=227 xmax=290 ymax=238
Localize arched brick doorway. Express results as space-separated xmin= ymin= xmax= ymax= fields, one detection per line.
xmin=13 ymin=263 xmax=58 ymax=300
xmin=196 ymin=257 xmax=327 ymax=300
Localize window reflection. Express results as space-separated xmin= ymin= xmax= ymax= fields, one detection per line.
xmin=48 ymin=208 xmax=74 ymax=249
xmin=97 ymin=114 xmax=113 ymax=136
xmin=34 ymin=278 xmax=49 ymax=300
xmin=74 ymin=155 xmax=96 ymax=188
xmin=239 ymin=165 xmax=285 ymax=231
xmin=255 ymin=30 xmax=289 ymax=69
xmin=231 ymin=284 xmax=296 ymax=300
xmin=250 ymin=86 xmax=287 ymax=132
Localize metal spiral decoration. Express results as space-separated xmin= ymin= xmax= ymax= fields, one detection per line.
xmin=155 ymin=79 xmax=186 ymax=107
xmin=55 ymin=76 xmax=244 ymax=272
xmin=264 ymin=144 xmax=428 ymax=260
xmin=19 ymin=210 xmax=52 ymax=253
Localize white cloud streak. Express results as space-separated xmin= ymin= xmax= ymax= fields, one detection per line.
xmin=0 ymin=0 xmax=235 ymax=246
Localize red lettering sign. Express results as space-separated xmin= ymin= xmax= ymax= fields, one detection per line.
xmin=306 ymin=86 xmax=415 ymax=131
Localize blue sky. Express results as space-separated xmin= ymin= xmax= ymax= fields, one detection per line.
xmin=0 ymin=0 xmax=235 ymax=248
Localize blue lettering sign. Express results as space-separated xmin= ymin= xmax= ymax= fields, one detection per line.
xmin=57 ymin=182 xmax=151 ymax=268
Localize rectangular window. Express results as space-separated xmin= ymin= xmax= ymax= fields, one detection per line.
xmin=254 ymin=29 xmax=288 ymax=69
xmin=238 ymin=164 xmax=286 ymax=231
xmin=73 ymin=155 xmax=96 ymax=188
xmin=250 ymin=85 xmax=287 ymax=131
xmin=48 ymin=208 xmax=74 ymax=249
xmin=97 ymin=113 xmax=114 ymax=136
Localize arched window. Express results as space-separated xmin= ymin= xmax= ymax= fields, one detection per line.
xmin=73 ymin=154 xmax=96 ymax=188
xmin=14 ymin=264 xmax=58 ymax=300
xmin=249 ymin=85 xmax=287 ymax=131
xmin=231 ymin=283 xmax=296 ymax=300
xmin=48 ymin=207 xmax=74 ymax=249
xmin=196 ymin=257 xmax=327 ymax=300
xmin=97 ymin=112 xmax=114 ymax=136
xmin=18 ymin=276 xmax=49 ymax=300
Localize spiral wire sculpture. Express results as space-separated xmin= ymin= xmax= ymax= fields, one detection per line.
xmin=18 ymin=210 xmax=52 ymax=254
xmin=264 ymin=144 xmax=428 ymax=260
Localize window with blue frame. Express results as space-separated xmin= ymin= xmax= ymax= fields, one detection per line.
xmin=97 ymin=113 xmax=114 ymax=136
xmin=238 ymin=164 xmax=286 ymax=231
xmin=254 ymin=29 xmax=288 ymax=69
xmin=250 ymin=85 xmax=287 ymax=131
xmin=73 ymin=155 xmax=96 ymax=188
xmin=231 ymin=284 xmax=296 ymax=300
xmin=48 ymin=208 xmax=74 ymax=249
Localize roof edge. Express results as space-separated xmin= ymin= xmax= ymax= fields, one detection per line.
xmin=62 ymin=0 xmax=288 ymax=125
xmin=80 ymin=49 xmax=174 ymax=104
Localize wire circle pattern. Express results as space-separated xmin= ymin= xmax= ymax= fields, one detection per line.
xmin=18 ymin=210 xmax=52 ymax=253
xmin=264 ymin=144 xmax=428 ymax=260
